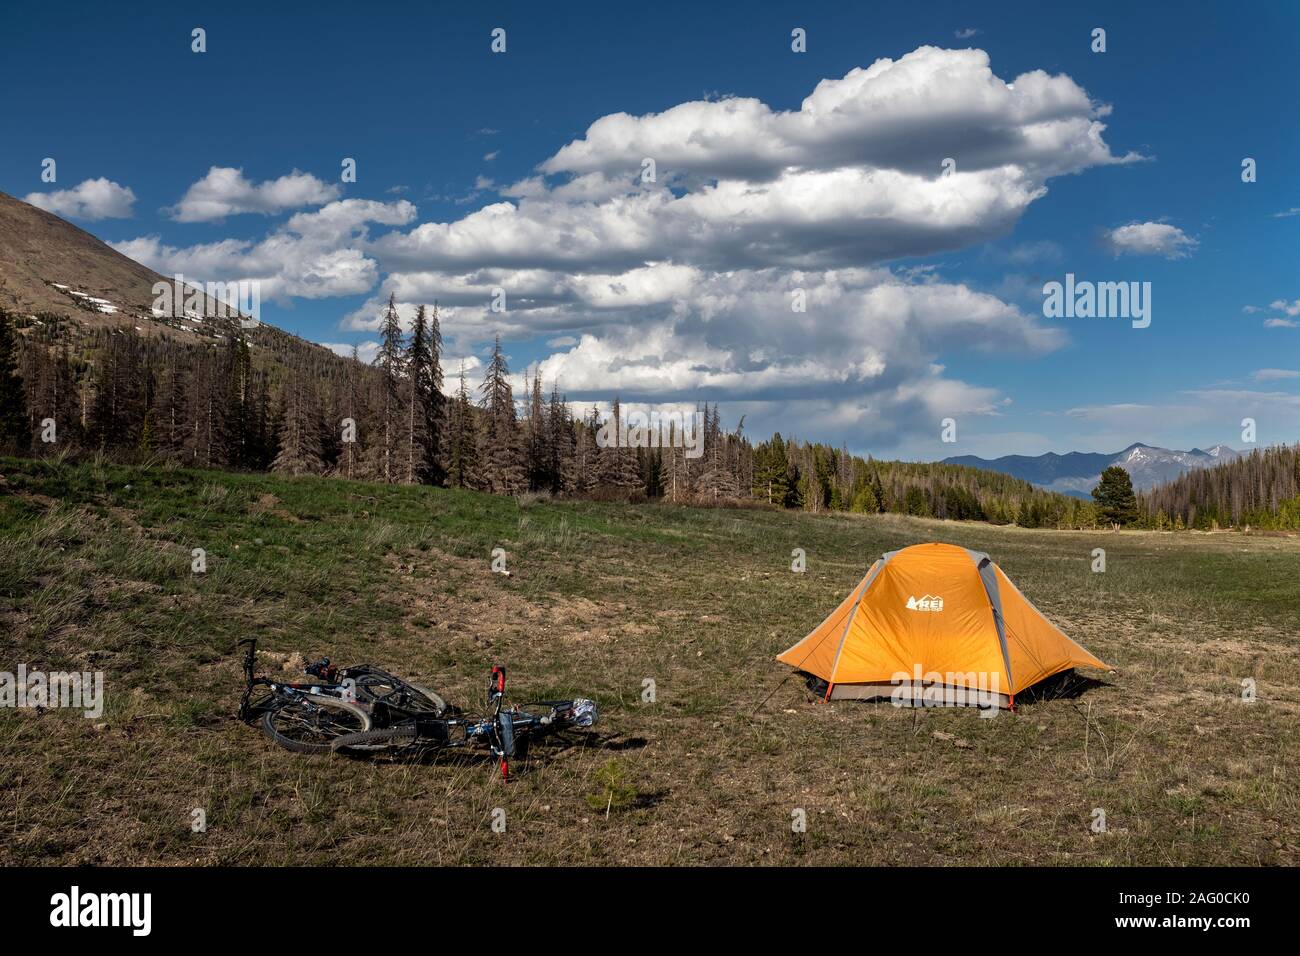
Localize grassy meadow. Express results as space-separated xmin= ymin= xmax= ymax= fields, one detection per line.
xmin=1 ymin=455 xmax=1297 ymax=865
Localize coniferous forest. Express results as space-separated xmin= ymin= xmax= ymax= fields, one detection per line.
xmin=1139 ymin=444 xmax=1300 ymax=530
xmin=1 ymin=302 xmax=1297 ymax=531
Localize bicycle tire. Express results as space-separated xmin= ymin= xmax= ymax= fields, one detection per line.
xmin=330 ymin=724 xmax=420 ymax=755
xmin=405 ymin=683 xmax=448 ymax=715
xmin=262 ymin=695 xmax=372 ymax=754
xmin=497 ymin=711 xmax=517 ymax=759
xmin=353 ymin=674 xmax=447 ymax=716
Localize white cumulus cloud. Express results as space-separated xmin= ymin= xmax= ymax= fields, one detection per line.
xmin=168 ymin=167 xmax=342 ymax=222
xmin=113 ymin=199 xmax=415 ymax=301
xmin=25 ymin=178 xmax=136 ymax=220
xmin=1102 ymin=221 xmax=1198 ymax=259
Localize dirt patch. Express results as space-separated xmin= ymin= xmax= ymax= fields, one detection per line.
xmin=249 ymin=492 xmax=302 ymax=524
xmin=383 ymin=548 xmax=656 ymax=648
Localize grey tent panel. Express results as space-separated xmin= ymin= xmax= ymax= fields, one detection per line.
xmin=966 ymin=549 xmax=1013 ymax=692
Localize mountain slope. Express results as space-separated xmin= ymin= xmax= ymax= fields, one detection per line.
xmin=0 ymin=189 xmax=190 ymax=330
xmin=944 ymin=442 xmax=1243 ymax=496
xmin=0 ymin=189 xmax=356 ymax=372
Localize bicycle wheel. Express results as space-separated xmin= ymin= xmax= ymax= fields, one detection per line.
xmin=497 ymin=712 xmax=517 ymax=759
xmin=406 ymin=683 xmax=448 ymax=715
xmin=330 ymin=725 xmax=420 ymax=756
xmin=353 ymin=673 xmax=447 ymax=716
xmin=262 ymin=695 xmax=372 ymax=754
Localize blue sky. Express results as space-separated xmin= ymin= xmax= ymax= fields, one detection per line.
xmin=3 ymin=0 xmax=1298 ymax=460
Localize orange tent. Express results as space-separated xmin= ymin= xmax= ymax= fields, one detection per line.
xmin=777 ymin=543 xmax=1109 ymax=708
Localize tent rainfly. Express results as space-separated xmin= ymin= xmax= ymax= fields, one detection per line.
xmin=777 ymin=543 xmax=1109 ymax=709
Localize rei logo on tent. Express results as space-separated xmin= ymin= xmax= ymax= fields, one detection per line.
xmin=905 ymin=594 xmax=944 ymax=612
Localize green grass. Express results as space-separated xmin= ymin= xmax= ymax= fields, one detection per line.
xmin=1 ymin=456 xmax=1297 ymax=865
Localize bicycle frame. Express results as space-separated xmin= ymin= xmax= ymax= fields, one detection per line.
xmin=238 ymin=638 xmax=445 ymax=723
xmin=238 ymin=638 xmax=352 ymax=721
xmin=391 ymin=666 xmax=595 ymax=778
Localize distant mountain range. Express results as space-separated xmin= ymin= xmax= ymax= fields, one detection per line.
xmin=943 ymin=443 xmax=1242 ymax=497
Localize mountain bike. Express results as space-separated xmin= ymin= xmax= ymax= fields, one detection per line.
xmin=236 ymin=638 xmax=448 ymax=754
xmin=331 ymin=665 xmax=598 ymax=779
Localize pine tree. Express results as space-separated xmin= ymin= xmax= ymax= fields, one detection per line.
xmin=643 ymin=446 xmax=663 ymax=497
xmin=271 ymin=372 xmax=325 ymax=475
xmin=903 ymin=485 xmax=929 ymax=517
xmin=424 ymin=303 xmax=446 ymax=484
xmin=597 ymin=397 xmax=643 ymax=493
xmin=52 ymin=342 xmax=80 ymax=450
xmin=247 ymin=374 xmax=273 ymax=469
xmin=573 ymin=406 xmax=600 ymax=494
xmin=661 ymin=408 xmax=702 ymax=503
xmin=0 ymin=309 xmax=28 ymax=452
xmin=20 ymin=332 xmax=81 ymax=453
xmin=339 ymin=344 xmax=365 ymax=480
xmin=869 ymin=467 xmax=886 ymax=513
xmin=753 ymin=433 xmax=790 ymax=504
xmin=89 ymin=328 xmax=148 ymax=453
xmin=1092 ymin=465 xmax=1139 ymax=526
xmin=811 ymin=444 xmax=833 ymax=511
xmin=185 ymin=344 xmax=228 ymax=468
xmin=595 ymin=400 xmax=618 ymax=487
xmin=524 ymin=369 xmax=549 ymax=490
xmin=151 ymin=360 xmax=184 ymax=457
xmin=614 ymin=398 xmax=642 ymax=489
xmin=224 ymin=333 xmax=252 ymax=467
xmin=850 ymin=483 xmax=879 ymax=514
xmin=698 ymin=404 xmax=734 ymax=499
xmin=403 ymin=305 xmax=433 ymax=484
xmin=546 ymin=382 xmax=575 ymax=494
xmin=664 ymin=440 xmax=683 ymax=502
xmin=372 ymin=293 xmax=406 ymax=483
xmin=445 ymin=361 xmax=479 ymax=488
xmin=477 ymin=336 xmax=524 ymax=494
